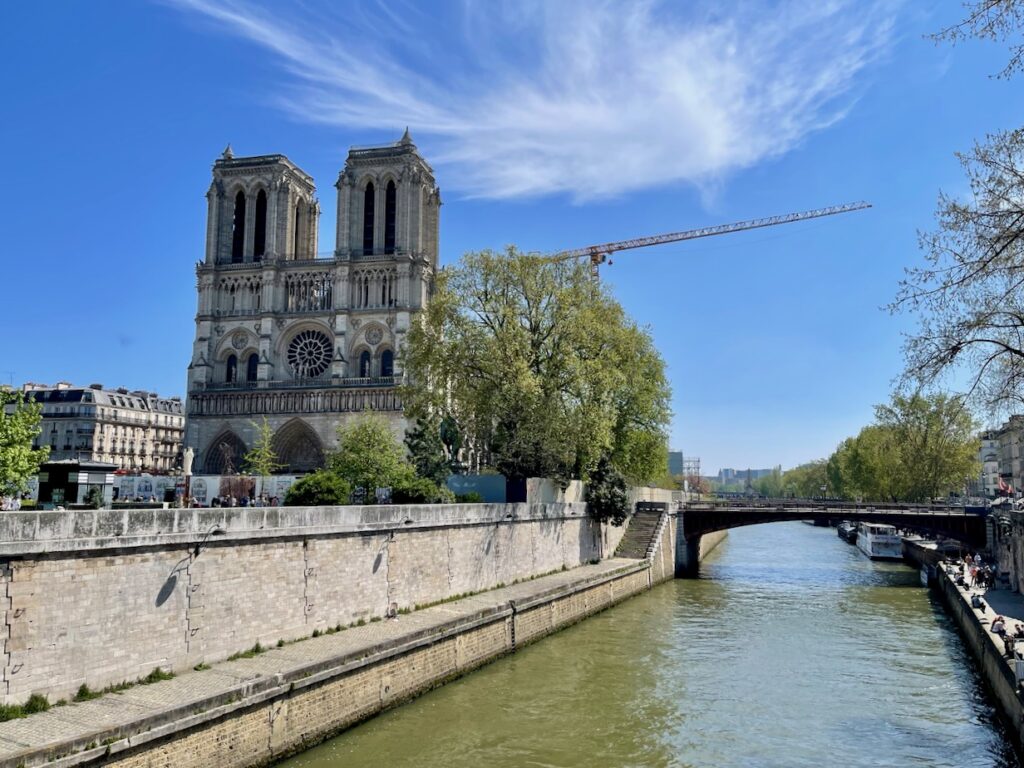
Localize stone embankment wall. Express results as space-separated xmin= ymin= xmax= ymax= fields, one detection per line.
xmin=0 ymin=503 xmax=629 ymax=705
xmin=930 ymin=563 xmax=1024 ymax=748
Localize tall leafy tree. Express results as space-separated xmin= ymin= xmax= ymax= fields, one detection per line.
xmin=0 ymin=389 xmax=49 ymax=498
xmin=403 ymin=247 xmax=671 ymax=484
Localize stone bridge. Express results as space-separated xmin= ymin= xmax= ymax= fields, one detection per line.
xmin=666 ymin=498 xmax=990 ymax=576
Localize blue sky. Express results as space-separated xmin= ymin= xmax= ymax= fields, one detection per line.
xmin=2 ymin=1 xmax=1020 ymax=473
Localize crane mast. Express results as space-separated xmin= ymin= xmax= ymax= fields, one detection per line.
xmin=550 ymin=201 xmax=872 ymax=278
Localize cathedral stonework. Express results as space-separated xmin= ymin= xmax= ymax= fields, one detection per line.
xmin=185 ymin=132 xmax=440 ymax=475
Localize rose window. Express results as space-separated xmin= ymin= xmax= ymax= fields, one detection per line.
xmin=287 ymin=330 xmax=332 ymax=379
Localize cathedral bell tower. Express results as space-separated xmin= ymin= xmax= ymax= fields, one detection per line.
xmin=185 ymin=134 xmax=440 ymax=478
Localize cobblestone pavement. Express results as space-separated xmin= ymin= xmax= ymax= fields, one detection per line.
xmin=0 ymin=557 xmax=640 ymax=757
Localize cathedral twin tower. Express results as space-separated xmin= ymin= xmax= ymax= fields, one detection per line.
xmin=185 ymin=132 xmax=440 ymax=476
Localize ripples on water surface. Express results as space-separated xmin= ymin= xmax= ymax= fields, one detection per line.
xmin=280 ymin=522 xmax=1019 ymax=768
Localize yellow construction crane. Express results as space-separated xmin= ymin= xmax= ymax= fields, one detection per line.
xmin=548 ymin=201 xmax=872 ymax=278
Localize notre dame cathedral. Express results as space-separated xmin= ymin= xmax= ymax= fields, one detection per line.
xmin=185 ymin=131 xmax=440 ymax=475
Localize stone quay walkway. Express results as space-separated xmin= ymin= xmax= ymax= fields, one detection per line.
xmin=947 ymin=563 xmax=1024 ymax=669
xmin=0 ymin=557 xmax=644 ymax=768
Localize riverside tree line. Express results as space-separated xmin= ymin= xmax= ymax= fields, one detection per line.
xmin=752 ymin=392 xmax=979 ymax=503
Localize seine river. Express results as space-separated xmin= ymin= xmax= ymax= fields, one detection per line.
xmin=280 ymin=521 xmax=1018 ymax=767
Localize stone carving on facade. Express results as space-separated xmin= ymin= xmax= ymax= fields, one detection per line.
xmin=231 ymin=331 xmax=248 ymax=350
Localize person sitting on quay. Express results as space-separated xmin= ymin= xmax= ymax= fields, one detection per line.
xmin=992 ymin=616 xmax=1007 ymax=636
xmin=1013 ymin=623 xmax=1024 ymax=640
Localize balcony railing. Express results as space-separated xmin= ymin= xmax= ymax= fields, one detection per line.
xmin=193 ymin=375 xmax=403 ymax=392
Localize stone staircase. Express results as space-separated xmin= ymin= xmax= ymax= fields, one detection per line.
xmin=615 ymin=509 xmax=667 ymax=560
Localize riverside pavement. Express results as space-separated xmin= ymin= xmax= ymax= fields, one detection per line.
xmin=0 ymin=557 xmax=643 ymax=768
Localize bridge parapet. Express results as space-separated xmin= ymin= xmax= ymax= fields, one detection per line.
xmin=678 ymin=499 xmax=988 ymax=549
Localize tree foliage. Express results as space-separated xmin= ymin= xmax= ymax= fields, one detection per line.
xmin=586 ymin=455 xmax=629 ymax=526
xmin=895 ymin=3 xmax=1024 ymax=409
xmin=242 ymin=417 xmax=282 ymax=479
xmin=825 ymin=393 xmax=979 ymax=502
xmin=404 ymin=414 xmax=450 ymax=486
xmin=284 ymin=470 xmax=351 ymax=506
xmin=892 ymin=129 xmax=1024 ymax=411
xmin=328 ymin=415 xmax=413 ymax=495
xmin=932 ymin=1 xmax=1024 ymax=79
xmin=403 ymin=247 xmax=671 ymax=485
xmin=0 ymin=389 xmax=49 ymax=498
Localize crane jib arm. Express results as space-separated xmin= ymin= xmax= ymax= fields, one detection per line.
xmin=552 ymin=201 xmax=872 ymax=262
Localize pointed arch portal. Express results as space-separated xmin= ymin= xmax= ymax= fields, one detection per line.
xmin=203 ymin=430 xmax=248 ymax=475
xmin=272 ymin=419 xmax=325 ymax=473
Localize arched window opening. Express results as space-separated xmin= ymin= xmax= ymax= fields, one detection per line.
xmin=253 ymin=190 xmax=267 ymax=260
xmin=359 ymin=350 xmax=372 ymax=378
xmin=226 ymin=354 xmax=238 ymax=383
xmin=293 ymin=203 xmax=302 ymax=259
xmin=384 ymin=180 xmax=396 ymax=254
xmin=231 ymin=191 xmax=246 ymax=263
xmin=246 ymin=353 xmax=259 ymax=382
xmin=381 ymin=349 xmax=394 ymax=377
xmin=363 ymin=183 xmax=375 ymax=255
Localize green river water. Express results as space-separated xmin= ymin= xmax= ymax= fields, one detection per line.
xmin=279 ymin=521 xmax=1019 ymax=767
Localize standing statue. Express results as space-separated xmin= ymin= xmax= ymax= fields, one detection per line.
xmin=183 ymin=446 xmax=194 ymax=476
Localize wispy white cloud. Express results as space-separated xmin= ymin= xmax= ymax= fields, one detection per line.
xmin=170 ymin=0 xmax=896 ymax=201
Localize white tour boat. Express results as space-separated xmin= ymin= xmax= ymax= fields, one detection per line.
xmin=856 ymin=522 xmax=904 ymax=560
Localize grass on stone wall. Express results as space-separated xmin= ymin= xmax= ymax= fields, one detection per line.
xmin=0 ymin=693 xmax=51 ymax=722
xmin=73 ymin=667 xmax=176 ymax=704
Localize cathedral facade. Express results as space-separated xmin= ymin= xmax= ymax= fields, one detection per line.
xmin=185 ymin=132 xmax=440 ymax=474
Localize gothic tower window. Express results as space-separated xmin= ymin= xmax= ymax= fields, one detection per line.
xmin=363 ymin=183 xmax=375 ymax=255
xmin=381 ymin=349 xmax=394 ymax=377
xmin=246 ymin=353 xmax=258 ymax=382
xmin=384 ymin=180 xmax=396 ymax=254
xmin=226 ymin=354 xmax=238 ymax=383
xmin=231 ymin=191 xmax=246 ymax=263
xmin=293 ymin=203 xmax=302 ymax=259
xmin=253 ymin=189 xmax=267 ymax=260
xmin=359 ymin=350 xmax=371 ymax=378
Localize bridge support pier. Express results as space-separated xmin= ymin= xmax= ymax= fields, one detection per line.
xmin=674 ymin=526 xmax=700 ymax=578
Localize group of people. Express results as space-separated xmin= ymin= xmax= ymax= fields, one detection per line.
xmin=208 ymin=494 xmax=279 ymax=508
xmin=990 ymin=615 xmax=1024 ymax=658
xmin=963 ymin=553 xmax=996 ymax=589
xmin=0 ymin=495 xmax=22 ymax=511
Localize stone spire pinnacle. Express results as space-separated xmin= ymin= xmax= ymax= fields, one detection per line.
xmin=222 ymin=144 xmax=234 ymax=159
xmin=399 ymin=128 xmax=413 ymax=146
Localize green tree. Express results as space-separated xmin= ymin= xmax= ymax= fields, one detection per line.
xmin=404 ymin=413 xmax=450 ymax=486
xmin=586 ymin=455 xmax=629 ymax=526
xmin=874 ymin=392 xmax=978 ymax=502
xmin=781 ymin=460 xmax=829 ymax=498
xmin=403 ymin=247 xmax=671 ymax=485
xmin=821 ymin=392 xmax=979 ymax=503
xmin=328 ymin=415 xmax=414 ymax=498
xmin=284 ymin=471 xmax=351 ymax=506
xmin=753 ymin=467 xmax=784 ymax=498
xmin=242 ymin=417 xmax=282 ymax=499
xmin=0 ymin=389 xmax=49 ymax=498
